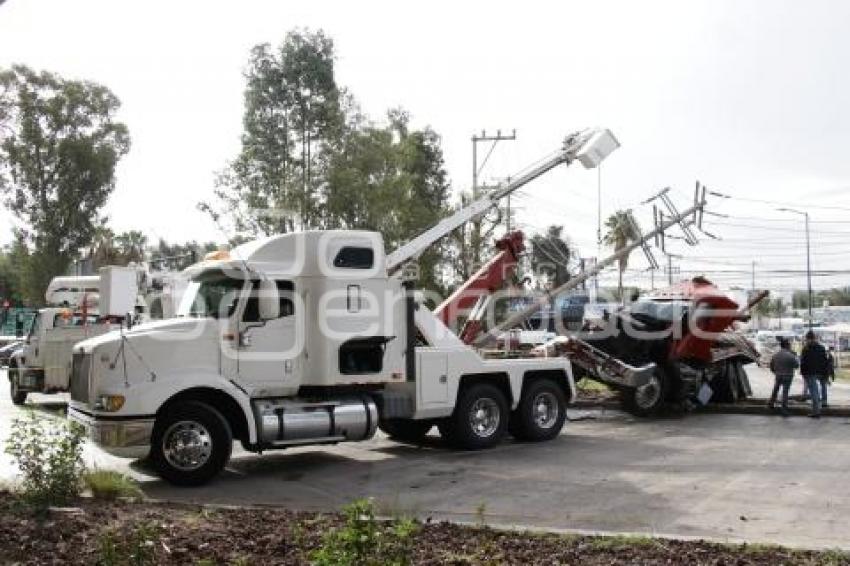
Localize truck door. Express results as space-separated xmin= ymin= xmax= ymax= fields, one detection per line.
xmin=23 ymin=312 xmax=44 ymax=367
xmin=234 ymin=280 xmax=301 ymax=392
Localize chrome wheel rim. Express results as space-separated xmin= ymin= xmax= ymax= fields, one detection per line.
xmin=162 ymin=420 xmax=213 ymax=471
xmin=532 ymin=391 xmax=559 ymax=429
xmin=469 ymin=398 xmax=500 ymax=438
xmin=635 ymin=374 xmax=662 ymax=409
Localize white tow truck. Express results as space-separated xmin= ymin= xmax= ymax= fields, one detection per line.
xmin=67 ymin=128 xmax=619 ymax=485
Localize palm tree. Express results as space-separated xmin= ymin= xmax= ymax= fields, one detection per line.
xmin=90 ymin=227 xmax=118 ymax=269
xmin=530 ymin=225 xmax=572 ymax=288
xmin=115 ymin=230 xmax=148 ymax=264
xmin=603 ymin=210 xmax=640 ymax=302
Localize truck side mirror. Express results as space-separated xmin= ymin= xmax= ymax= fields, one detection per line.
xmin=258 ymin=280 xmax=280 ymax=321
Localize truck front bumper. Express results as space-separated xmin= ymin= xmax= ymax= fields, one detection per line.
xmin=68 ymin=407 xmax=153 ymax=460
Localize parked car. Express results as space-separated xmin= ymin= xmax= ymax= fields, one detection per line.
xmin=0 ymin=340 xmax=21 ymax=367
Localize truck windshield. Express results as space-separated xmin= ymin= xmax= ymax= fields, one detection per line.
xmin=630 ymin=300 xmax=690 ymax=323
xmin=178 ymin=271 xmax=246 ymax=319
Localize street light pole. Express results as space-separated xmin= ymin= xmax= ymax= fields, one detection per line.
xmin=778 ymin=207 xmax=814 ymax=328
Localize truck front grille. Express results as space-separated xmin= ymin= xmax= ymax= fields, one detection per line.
xmin=69 ymin=352 xmax=92 ymax=404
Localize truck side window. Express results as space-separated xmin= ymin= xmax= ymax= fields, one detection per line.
xmin=277 ymin=281 xmax=295 ymax=317
xmin=333 ymin=247 xmax=374 ymax=269
xmin=243 ymin=280 xmax=295 ymax=322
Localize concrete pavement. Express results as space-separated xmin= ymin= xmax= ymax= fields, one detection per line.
xmin=3 ymin=368 xmax=850 ymax=549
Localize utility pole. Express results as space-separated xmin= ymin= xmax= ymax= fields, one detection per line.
xmin=667 ymin=255 xmax=673 ymax=285
xmin=472 ymin=129 xmax=516 ymax=268
xmin=597 ymin=165 xmax=602 ymax=258
xmin=751 ymin=260 xmax=757 ymax=330
xmin=505 ymin=176 xmax=514 ymax=232
xmin=778 ymin=208 xmax=813 ymax=328
xmin=665 ymin=253 xmax=681 ymax=285
xmin=595 ymin=165 xmax=603 ymax=299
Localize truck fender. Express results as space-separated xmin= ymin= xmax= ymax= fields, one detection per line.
xmin=138 ymin=374 xmax=258 ymax=445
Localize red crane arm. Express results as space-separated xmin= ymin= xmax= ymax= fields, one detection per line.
xmin=434 ymin=231 xmax=525 ymax=340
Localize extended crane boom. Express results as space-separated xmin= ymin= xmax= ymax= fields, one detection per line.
xmin=385 ymin=128 xmax=620 ymax=272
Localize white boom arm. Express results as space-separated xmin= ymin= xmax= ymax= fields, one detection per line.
xmin=385 ymin=127 xmax=620 ymax=272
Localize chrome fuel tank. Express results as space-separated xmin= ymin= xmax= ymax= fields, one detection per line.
xmin=253 ymin=396 xmax=378 ymax=446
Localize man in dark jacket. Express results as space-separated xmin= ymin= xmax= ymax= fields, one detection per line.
xmin=822 ymin=346 xmax=837 ymax=408
xmin=768 ymin=338 xmax=798 ymax=416
xmin=800 ymin=330 xmax=830 ymax=418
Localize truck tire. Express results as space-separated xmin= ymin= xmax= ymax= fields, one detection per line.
xmin=510 ymin=379 xmax=567 ymax=442
xmin=9 ymin=366 xmax=27 ymax=406
xmin=623 ymin=365 xmax=669 ymax=417
xmin=150 ymin=401 xmax=232 ymax=487
xmin=438 ymin=383 xmax=508 ymax=450
xmin=378 ymin=419 xmax=433 ymax=443
xmin=710 ymin=361 xmax=740 ymax=403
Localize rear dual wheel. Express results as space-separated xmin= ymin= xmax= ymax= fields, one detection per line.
xmin=510 ymin=379 xmax=567 ymax=442
xmin=711 ymin=360 xmax=743 ymax=403
xmin=439 ymin=383 xmax=508 ymax=450
xmin=440 ymin=380 xmax=568 ymax=449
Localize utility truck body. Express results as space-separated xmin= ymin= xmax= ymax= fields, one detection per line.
xmin=8 ymin=266 xmax=141 ymax=405
xmin=8 ymin=308 xmax=116 ymax=405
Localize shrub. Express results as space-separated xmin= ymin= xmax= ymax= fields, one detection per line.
xmin=4 ymin=410 xmax=85 ymax=507
xmin=311 ymin=498 xmax=417 ymax=566
xmin=83 ymin=470 xmax=143 ymax=501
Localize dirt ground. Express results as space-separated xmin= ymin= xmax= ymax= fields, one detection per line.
xmin=1 ymin=494 xmax=848 ymax=565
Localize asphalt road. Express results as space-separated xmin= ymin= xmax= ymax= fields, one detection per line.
xmin=3 ymin=367 xmax=850 ymax=550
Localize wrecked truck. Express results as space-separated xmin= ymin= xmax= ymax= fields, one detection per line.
xmin=537 ymin=277 xmax=763 ymax=415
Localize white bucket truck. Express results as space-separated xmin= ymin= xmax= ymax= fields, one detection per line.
xmin=68 ymin=129 xmax=619 ymax=485
xmin=8 ymin=266 xmax=139 ymax=405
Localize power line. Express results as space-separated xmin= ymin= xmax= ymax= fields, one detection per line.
xmin=691 ymin=188 xmax=850 ymax=213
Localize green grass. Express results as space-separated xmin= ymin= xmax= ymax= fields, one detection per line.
xmin=576 ymin=378 xmax=611 ymax=393
xmin=586 ymin=534 xmax=665 ymax=551
xmin=83 ymin=470 xmax=143 ymax=501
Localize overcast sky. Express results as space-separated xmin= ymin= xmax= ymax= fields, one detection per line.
xmin=1 ymin=0 xmax=849 ymax=292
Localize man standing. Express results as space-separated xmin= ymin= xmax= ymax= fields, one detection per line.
xmin=822 ymin=346 xmax=836 ymax=408
xmin=800 ymin=330 xmax=830 ymax=418
xmin=768 ymin=338 xmax=798 ymax=416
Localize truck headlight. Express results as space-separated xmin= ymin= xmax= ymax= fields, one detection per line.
xmin=95 ymin=395 xmax=125 ymax=412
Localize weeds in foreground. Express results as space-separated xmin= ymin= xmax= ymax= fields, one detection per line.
xmin=83 ymin=470 xmax=143 ymax=501
xmin=475 ymin=501 xmax=488 ymax=527
xmin=96 ymin=521 xmax=160 ymax=566
xmin=311 ymin=498 xmax=418 ymax=566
